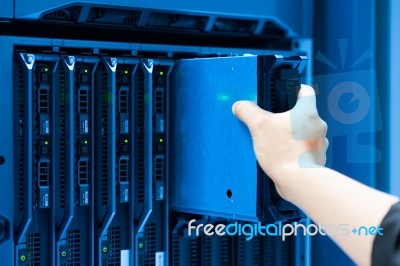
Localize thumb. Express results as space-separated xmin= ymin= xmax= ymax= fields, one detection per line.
xmin=293 ymin=84 xmax=317 ymax=113
xmin=232 ymin=101 xmax=272 ymax=129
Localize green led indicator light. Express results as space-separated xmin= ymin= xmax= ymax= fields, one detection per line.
xmin=138 ymin=243 xmax=144 ymax=249
xmin=124 ymin=70 xmax=129 ymax=74
xmin=159 ymin=138 xmax=163 ymax=143
xmin=20 ymin=255 xmax=26 ymax=262
xmin=61 ymin=251 xmax=67 ymax=257
xmin=44 ymin=68 xmax=49 ymax=72
xmin=102 ymin=247 xmax=108 ymax=253
xmin=84 ymin=69 xmax=88 ymax=73
xmin=84 ymin=140 xmax=88 ymax=144
xmin=159 ymin=71 xmax=164 ymax=76
xmin=44 ymin=141 xmax=49 ymax=145
xmin=124 ymin=139 xmax=128 ymax=143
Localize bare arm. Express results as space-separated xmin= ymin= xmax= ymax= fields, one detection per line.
xmin=232 ymin=84 xmax=399 ymax=266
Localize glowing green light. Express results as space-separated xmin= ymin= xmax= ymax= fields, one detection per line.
xmin=84 ymin=69 xmax=88 ymax=73
xmin=159 ymin=138 xmax=163 ymax=143
xmin=102 ymin=247 xmax=108 ymax=253
xmin=44 ymin=68 xmax=49 ymax=72
xmin=159 ymin=71 xmax=164 ymax=76
xmin=124 ymin=139 xmax=128 ymax=143
xmin=84 ymin=140 xmax=88 ymax=144
xmin=20 ymin=255 xmax=26 ymax=262
xmin=61 ymin=251 xmax=67 ymax=257
xmin=124 ymin=70 xmax=129 ymax=74
xmin=138 ymin=243 xmax=144 ymax=249
xmin=44 ymin=141 xmax=49 ymax=145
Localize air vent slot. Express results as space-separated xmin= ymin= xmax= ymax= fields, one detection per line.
xmin=213 ymin=18 xmax=257 ymax=34
xmin=65 ymin=230 xmax=81 ymax=265
xmin=143 ymin=223 xmax=156 ymax=266
xmin=16 ymin=63 xmax=25 ymax=211
xmin=100 ymin=67 xmax=108 ymax=205
xmin=27 ymin=233 xmax=41 ymax=265
xmin=154 ymin=89 xmax=164 ymax=114
xmin=78 ymin=159 xmax=88 ymax=185
xmin=118 ymin=157 xmax=128 ymax=182
xmin=38 ymin=87 xmax=49 ymax=113
xmin=106 ymin=226 xmax=121 ymax=265
xmin=38 ymin=159 xmax=49 ymax=187
xmin=269 ymin=79 xmax=276 ymax=112
xmin=41 ymin=6 xmax=81 ymax=22
xmin=261 ymin=21 xmax=286 ymax=37
xmin=78 ymin=87 xmax=89 ymax=113
xmin=147 ymin=13 xmax=207 ymax=31
xmin=59 ymin=69 xmax=66 ymax=208
xmin=136 ymin=68 xmax=145 ymax=203
xmin=154 ymin=156 xmax=163 ymax=181
xmin=220 ymin=236 xmax=230 ymax=265
xmin=118 ymin=88 xmax=129 ymax=114
xmin=285 ymin=79 xmax=299 ymax=109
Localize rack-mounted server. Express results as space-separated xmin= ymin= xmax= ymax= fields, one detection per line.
xmin=0 ymin=36 xmax=310 ymax=266
xmin=170 ymin=55 xmax=307 ymax=223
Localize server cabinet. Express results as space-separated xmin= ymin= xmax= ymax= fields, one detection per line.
xmin=0 ymin=34 xmax=311 ymax=265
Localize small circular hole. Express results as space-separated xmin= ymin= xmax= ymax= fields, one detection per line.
xmin=0 ymin=156 xmax=5 ymax=166
xmin=226 ymin=189 xmax=232 ymax=198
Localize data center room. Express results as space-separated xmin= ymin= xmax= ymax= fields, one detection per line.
xmin=0 ymin=0 xmax=399 ymax=265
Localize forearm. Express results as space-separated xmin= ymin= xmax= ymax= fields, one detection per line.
xmin=279 ymin=165 xmax=399 ymax=266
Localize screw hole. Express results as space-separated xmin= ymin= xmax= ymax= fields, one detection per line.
xmin=0 ymin=156 xmax=5 ymax=166
xmin=226 ymin=189 xmax=232 ymax=198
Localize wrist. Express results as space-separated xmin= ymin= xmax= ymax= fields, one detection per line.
xmin=270 ymin=162 xmax=325 ymax=202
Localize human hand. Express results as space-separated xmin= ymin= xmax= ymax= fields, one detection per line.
xmin=232 ymin=84 xmax=328 ymax=199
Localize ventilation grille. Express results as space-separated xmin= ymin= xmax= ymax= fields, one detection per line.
xmin=237 ymin=236 xmax=246 ymax=266
xmin=252 ymin=236 xmax=261 ymax=265
xmin=154 ymin=89 xmax=164 ymax=114
xmin=38 ymin=159 xmax=49 ymax=187
xmin=266 ymin=235 xmax=275 ymax=266
xmin=17 ymin=63 xmax=25 ymax=211
xmin=78 ymin=87 xmax=89 ymax=113
xmin=281 ymin=239 xmax=290 ymax=266
xmin=269 ymin=79 xmax=276 ymax=112
xmin=220 ymin=236 xmax=230 ymax=266
xmin=41 ymin=6 xmax=81 ymax=22
xmin=43 ymin=10 xmax=69 ymax=21
xmin=38 ymin=87 xmax=49 ymax=113
xmin=100 ymin=67 xmax=108 ymax=205
xmin=63 ymin=230 xmax=81 ymax=266
xmin=189 ymin=238 xmax=198 ymax=266
xmin=59 ymin=69 xmax=66 ymax=208
xmin=172 ymin=236 xmax=180 ymax=266
xmin=106 ymin=226 xmax=121 ymax=265
xmin=27 ymin=233 xmax=41 ymax=265
xmin=154 ymin=156 xmax=163 ymax=181
xmin=136 ymin=68 xmax=145 ymax=203
xmin=143 ymin=223 xmax=156 ymax=266
xmin=118 ymin=158 xmax=129 ymax=182
xmin=213 ymin=18 xmax=257 ymax=34
xmin=78 ymin=159 xmax=88 ymax=185
xmin=118 ymin=88 xmax=129 ymax=114
xmin=286 ymin=79 xmax=299 ymax=109
xmin=203 ymin=237 xmax=212 ymax=266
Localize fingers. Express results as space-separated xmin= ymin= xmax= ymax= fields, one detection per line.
xmin=232 ymin=101 xmax=272 ymax=129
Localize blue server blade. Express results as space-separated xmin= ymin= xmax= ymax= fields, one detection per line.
xmin=170 ymin=56 xmax=259 ymax=221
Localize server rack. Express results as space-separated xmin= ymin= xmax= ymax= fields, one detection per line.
xmin=0 ymin=36 xmax=311 ymax=265
xmin=0 ymin=0 xmax=313 ymax=264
